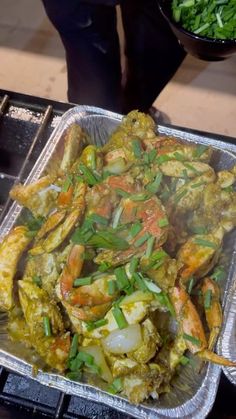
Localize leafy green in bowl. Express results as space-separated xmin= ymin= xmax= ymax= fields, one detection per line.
xmin=172 ymin=0 xmax=236 ymax=39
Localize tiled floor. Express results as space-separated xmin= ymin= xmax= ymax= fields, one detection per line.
xmin=0 ymin=0 xmax=67 ymax=101
xmin=0 ymin=0 xmax=235 ymax=136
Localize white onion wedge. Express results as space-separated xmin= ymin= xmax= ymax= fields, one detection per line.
xmin=102 ymin=324 xmax=142 ymax=354
xmin=79 ymin=345 xmax=113 ymax=383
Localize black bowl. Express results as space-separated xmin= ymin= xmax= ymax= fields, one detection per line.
xmin=157 ymin=0 xmax=236 ymax=61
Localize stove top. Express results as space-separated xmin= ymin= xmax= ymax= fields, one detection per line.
xmin=0 ymin=89 xmax=235 ymax=419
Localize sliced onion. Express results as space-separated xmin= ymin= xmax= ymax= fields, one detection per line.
xmin=104 ymin=157 xmax=127 ymax=174
xmin=143 ymin=279 xmax=162 ymax=294
xmin=102 ymin=324 xmax=142 ymax=354
xmin=79 ymin=345 xmax=113 ymax=383
xmin=38 ymin=184 xmax=61 ymax=195
xmin=121 ymin=290 xmax=153 ymax=305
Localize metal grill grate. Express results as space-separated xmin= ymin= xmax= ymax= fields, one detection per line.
xmin=0 ymin=89 xmax=235 ymax=419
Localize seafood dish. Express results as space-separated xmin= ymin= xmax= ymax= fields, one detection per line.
xmin=0 ymin=110 xmax=236 ymax=405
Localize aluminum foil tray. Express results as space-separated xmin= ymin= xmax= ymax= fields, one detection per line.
xmin=1 ymin=105 xmax=236 ymax=419
xmin=218 ymin=262 xmax=236 ymax=386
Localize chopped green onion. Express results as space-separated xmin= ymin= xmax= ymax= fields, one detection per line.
xmin=180 ymin=355 xmax=190 ymax=365
xmin=79 ymin=163 xmax=100 ymax=186
xmin=115 ymin=188 xmax=130 ymax=198
xmin=89 ymin=231 xmax=129 ymax=250
xmin=98 ymin=261 xmax=112 ymax=272
xmin=130 ymin=192 xmax=151 ymax=201
xmin=155 ymin=292 xmax=175 ymax=316
xmin=32 ymin=275 xmax=42 ymax=288
xmin=113 ymin=295 xmax=125 ymax=307
xmin=193 ymin=145 xmax=208 ymax=158
xmin=142 ymin=249 xmax=168 ymax=271
xmin=43 ymin=316 xmax=51 ymax=337
xmin=112 ymin=206 xmax=123 ymax=228
xmin=112 ymin=306 xmax=128 ymax=329
xmin=216 ymin=12 xmax=224 ymax=27
xmin=26 ymin=230 xmax=38 ymax=238
xmin=183 ymin=333 xmax=201 ymax=346
xmin=146 ymin=172 xmax=163 ymax=194
xmin=61 ymin=175 xmax=73 ymax=192
xmin=194 ymin=238 xmax=218 ymax=249
xmin=173 ymin=7 xmax=181 ymax=21
xmin=132 ymin=139 xmax=142 ymax=158
xmin=77 ymin=351 xmax=94 ymax=365
xmin=188 ymin=277 xmax=195 ymax=294
xmin=191 ymin=226 xmax=208 ymax=235
xmin=74 ymin=276 xmax=92 ymax=287
xmin=194 ymin=22 xmax=210 ymax=34
xmin=26 ymin=214 xmax=45 ymax=232
xmin=88 ymin=213 xmax=108 ymax=226
xmin=223 ymin=185 xmax=234 ymax=193
xmin=211 ymin=266 xmax=226 ymax=282
xmin=108 ymin=280 xmax=118 ymax=296
xmin=133 ymin=272 xmax=148 ymax=291
xmin=129 ymin=222 xmax=142 ymax=238
xmin=69 ymin=356 xmax=83 ymax=372
xmin=174 ymin=189 xmax=188 ymax=203
xmin=191 ymin=181 xmax=206 ymax=189
xmin=173 ymin=151 xmax=185 ymax=161
xmin=158 ymin=217 xmax=169 ymax=228
xmin=145 ymin=236 xmax=155 ymax=258
xmin=184 ymin=163 xmax=200 ymax=174
xmin=151 ymin=249 xmax=168 ymax=261
xmin=69 ymin=333 xmax=79 ymax=359
xmin=83 ymin=249 xmax=95 ymax=260
xmin=86 ymin=318 xmax=108 ymax=331
xmin=66 ymin=371 xmax=82 ymax=381
xmin=129 ymin=256 xmax=139 ymax=276
xmin=160 ymin=185 xmax=171 ymax=202
xmin=156 ymin=155 xmax=171 ymax=165
xmin=147 ymin=149 xmax=157 ymax=163
xmin=114 ymin=267 xmax=130 ymax=290
xmin=204 ymin=289 xmax=212 ymax=310
xmin=71 ymin=222 xmax=94 ymax=245
xmin=134 ymin=232 xmax=151 ymax=248
xmin=86 ymin=363 xmax=101 ymax=375
xmin=107 ymin=377 xmax=123 ymax=394
xmin=182 ymin=169 xmax=189 ymax=181
xmin=180 ymin=0 xmax=195 ymax=7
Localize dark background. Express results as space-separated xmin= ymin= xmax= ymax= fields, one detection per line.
xmin=0 ymin=371 xmax=236 ymax=419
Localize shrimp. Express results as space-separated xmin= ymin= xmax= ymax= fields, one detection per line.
xmin=57 ymin=244 xmax=117 ymax=323
xmin=0 ymin=226 xmax=31 ymax=311
xmin=171 ymin=285 xmax=236 ymax=366
xmin=59 ymin=244 xmax=85 ymax=299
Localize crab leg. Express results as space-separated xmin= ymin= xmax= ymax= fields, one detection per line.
xmin=0 ymin=226 xmax=31 ymax=311
xmin=30 ymin=182 xmax=86 ymax=255
xmin=171 ymin=285 xmax=236 ymax=366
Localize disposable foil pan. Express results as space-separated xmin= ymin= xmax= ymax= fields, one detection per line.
xmin=218 ymin=261 xmax=236 ymax=385
xmin=1 ymin=105 xmax=236 ymax=419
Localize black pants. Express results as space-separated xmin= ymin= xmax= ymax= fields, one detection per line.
xmin=42 ymin=0 xmax=185 ymax=113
